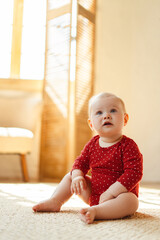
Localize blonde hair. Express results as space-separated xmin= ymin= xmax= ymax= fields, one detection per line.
xmin=88 ymin=92 xmax=126 ymax=116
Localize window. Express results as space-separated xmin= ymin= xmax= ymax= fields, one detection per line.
xmin=0 ymin=0 xmax=47 ymax=80
xmin=0 ymin=0 xmax=14 ymax=78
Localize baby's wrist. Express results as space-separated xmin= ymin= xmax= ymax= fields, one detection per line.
xmin=72 ymin=176 xmax=84 ymax=182
xmin=108 ymin=181 xmax=128 ymax=197
xmin=107 ymin=188 xmax=116 ymax=198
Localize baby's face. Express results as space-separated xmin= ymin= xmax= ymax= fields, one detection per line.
xmin=89 ymin=96 xmax=128 ymax=139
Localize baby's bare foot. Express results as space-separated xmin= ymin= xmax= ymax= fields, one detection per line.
xmin=80 ymin=207 xmax=96 ymax=224
xmin=32 ymin=198 xmax=62 ymax=212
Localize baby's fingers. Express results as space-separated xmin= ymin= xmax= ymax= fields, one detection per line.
xmin=71 ymin=177 xmax=86 ymax=195
xmin=79 ymin=179 xmax=86 ymax=192
xmin=76 ymin=183 xmax=81 ymax=195
xmin=74 ymin=181 xmax=84 ymax=195
xmin=72 ymin=182 xmax=80 ymax=195
xmin=71 ymin=185 xmax=74 ymax=194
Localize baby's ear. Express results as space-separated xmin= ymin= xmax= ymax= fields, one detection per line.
xmin=124 ymin=113 xmax=129 ymax=126
xmin=88 ymin=119 xmax=93 ymax=130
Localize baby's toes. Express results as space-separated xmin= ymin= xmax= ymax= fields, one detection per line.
xmin=86 ymin=212 xmax=92 ymax=223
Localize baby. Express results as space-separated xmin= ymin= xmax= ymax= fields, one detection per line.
xmin=33 ymin=92 xmax=143 ymax=224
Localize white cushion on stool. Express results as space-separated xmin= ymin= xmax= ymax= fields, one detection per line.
xmin=0 ymin=127 xmax=34 ymax=154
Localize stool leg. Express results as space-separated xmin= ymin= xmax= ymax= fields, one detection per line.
xmin=20 ymin=154 xmax=29 ymax=182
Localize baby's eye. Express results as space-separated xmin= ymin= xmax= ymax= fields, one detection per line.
xmin=96 ymin=111 xmax=102 ymax=115
xmin=110 ymin=108 xmax=117 ymax=113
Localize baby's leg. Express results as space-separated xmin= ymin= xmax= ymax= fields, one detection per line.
xmin=80 ymin=192 xmax=139 ymax=224
xmin=32 ymin=173 xmax=73 ymax=212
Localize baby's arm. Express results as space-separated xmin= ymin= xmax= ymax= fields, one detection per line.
xmin=99 ymin=182 xmax=127 ymax=203
xmin=100 ymin=139 xmax=143 ymax=204
xmin=71 ymin=169 xmax=87 ymax=195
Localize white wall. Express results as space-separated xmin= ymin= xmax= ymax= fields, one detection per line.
xmin=95 ymin=0 xmax=160 ymax=182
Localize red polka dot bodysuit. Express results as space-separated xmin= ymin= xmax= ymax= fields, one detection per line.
xmin=71 ymin=135 xmax=143 ymax=206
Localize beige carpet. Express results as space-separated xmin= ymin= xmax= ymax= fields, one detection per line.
xmin=0 ymin=183 xmax=160 ymax=240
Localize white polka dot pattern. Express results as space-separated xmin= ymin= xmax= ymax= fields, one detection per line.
xmin=71 ymin=135 xmax=143 ymax=206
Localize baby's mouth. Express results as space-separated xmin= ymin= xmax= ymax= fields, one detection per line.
xmin=103 ymin=122 xmax=113 ymax=126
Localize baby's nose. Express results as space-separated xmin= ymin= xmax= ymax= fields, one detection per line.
xmin=104 ymin=113 xmax=111 ymax=119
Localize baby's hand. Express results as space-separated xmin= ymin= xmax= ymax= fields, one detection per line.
xmin=71 ymin=176 xmax=86 ymax=195
xmin=99 ymin=189 xmax=115 ymax=204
